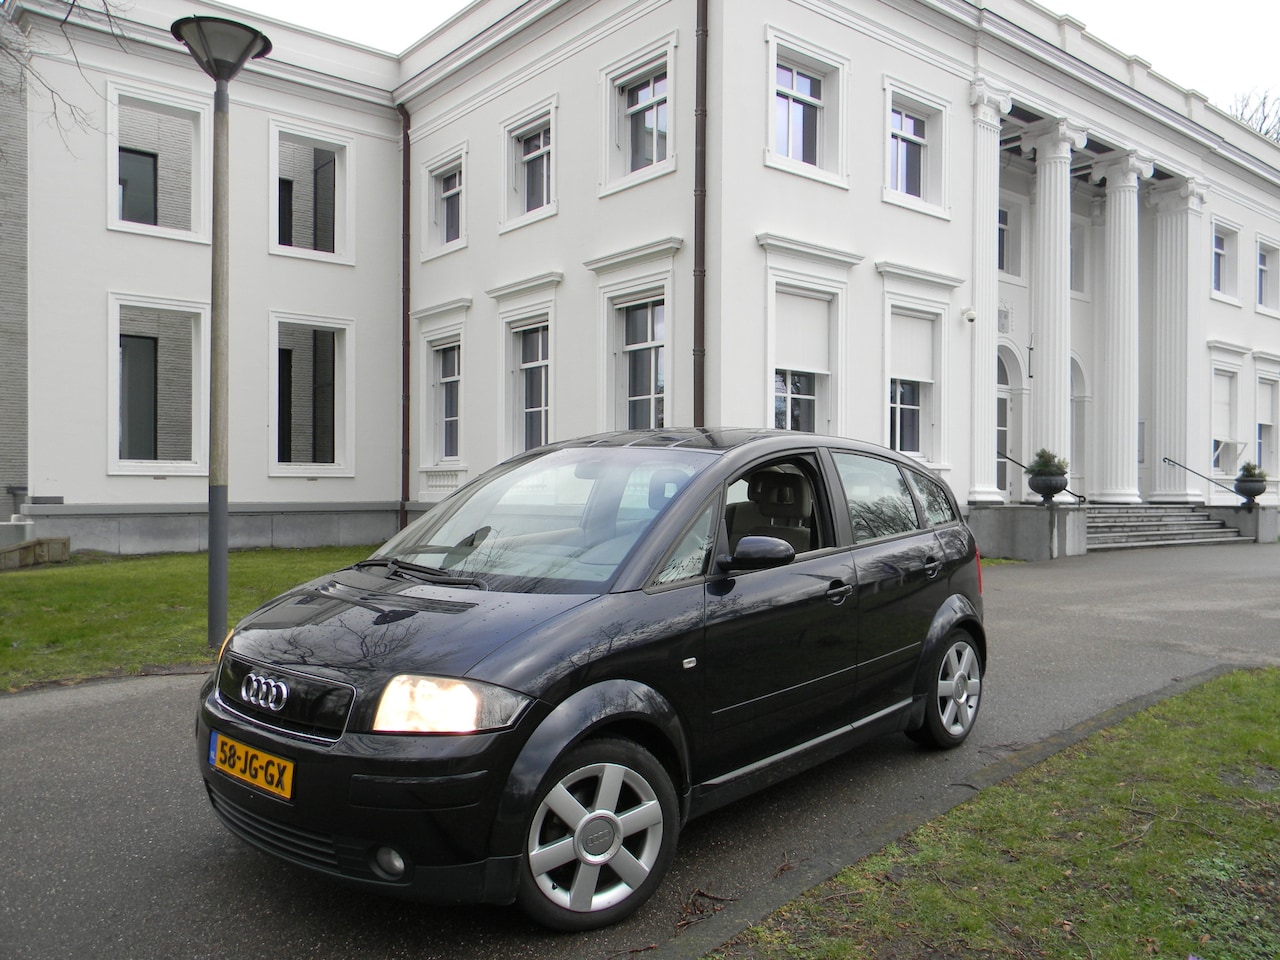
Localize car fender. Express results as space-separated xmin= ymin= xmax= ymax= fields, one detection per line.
xmin=905 ymin=593 xmax=986 ymax=730
xmin=487 ymin=679 xmax=691 ymax=858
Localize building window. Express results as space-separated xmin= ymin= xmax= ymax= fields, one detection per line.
xmin=269 ymin=315 xmax=353 ymax=475
xmin=269 ymin=122 xmax=353 ymax=261
xmin=109 ymin=85 xmax=206 ymax=239
xmin=1258 ymin=240 xmax=1279 ymax=310
xmin=118 ymin=148 xmax=158 ymax=226
xmin=1070 ymin=220 xmax=1088 ymax=294
xmin=889 ymin=379 xmax=922 ymax=455
xmin=1258 ymin=380 xmax=1277 ymax=474
xmin=441 ymin=169 xmax=462 ymax=244
xmin=275 ymin=324 xmax=336 ymax=464
xmin=601 ymin=41 xmax=675 ymax=193
xmin=775 ymin=63 xmax=821 ymax=166
xmin=1213 ymin=222 xmax=1239 ymax=300
xmin=111 ymin=297 xmax=203 ymax=474
xmin=889 ymin=106 xmax=925 ymax=197
xmin=882 ymin=84 xmax=948 ymax=215
xmin=765 ymin=33 xmax=846 ymax=186
xmin=1212 ymin=369 xmax=1236 ymax=472
xmin=623 ymin=300 xmax=665 ymax=429
xmin=775 ymin=370 xmax=817 ymax=432
xmin=501 ymin=99 xmax=557 ymax=229
xmin=625 ymin=71 xmax=667 ymax=173
xmin=518 ymin=325 xmax=550 ymax=451
xmin=997 ymin=200 xmax=1024 ymax=278
xmin=520 ymin=127 xmax=552 ymax=213
xmin=437 ymin=344 xmax=461 ymax=460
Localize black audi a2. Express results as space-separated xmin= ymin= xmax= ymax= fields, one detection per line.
xmin=197 ymin=429 xmax=985 ymax=930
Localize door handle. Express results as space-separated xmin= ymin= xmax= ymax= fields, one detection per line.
xmin=924 ymin=557 xmax=943 ymax=579
xmin=825 ymin=582 xmax=854 ymax=604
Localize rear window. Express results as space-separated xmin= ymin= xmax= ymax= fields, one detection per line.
xmin=904 ymin=468 xmax=957 ymax=526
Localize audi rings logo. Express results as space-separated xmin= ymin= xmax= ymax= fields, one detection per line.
xmin=241 ymin=673 xmax=290 ymax=712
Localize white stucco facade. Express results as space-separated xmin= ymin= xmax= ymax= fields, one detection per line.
xmin=4 ymin=0 xmax=1280 ymax=552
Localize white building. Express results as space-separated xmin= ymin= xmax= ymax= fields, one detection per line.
xmin=4 ymin=0 xmax=1279 ymax=553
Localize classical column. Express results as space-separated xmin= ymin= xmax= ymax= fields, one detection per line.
xmin=968 ymin=80 xmax=1012 ymax=504
xmin=1091 ymin=152 xmax=1153 ymax=503
xmin=1148 ymin=178 xmax=1209 ymax=502
xmin=1022 ymin=120 xmax=1087 ymax=497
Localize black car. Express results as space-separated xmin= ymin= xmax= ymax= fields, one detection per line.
xmin=197 ymin=429 xmax=985 ymax=930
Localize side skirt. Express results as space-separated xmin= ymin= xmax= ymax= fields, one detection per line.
xmin=686 ymin=699 xmax=911 ymax=820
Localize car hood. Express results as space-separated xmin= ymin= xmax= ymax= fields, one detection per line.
xmin=227 ymin=566 xmax=594 ymax=688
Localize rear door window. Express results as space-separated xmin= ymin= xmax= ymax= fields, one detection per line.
xmin=830 ymin=452 xmax=920 ymax=541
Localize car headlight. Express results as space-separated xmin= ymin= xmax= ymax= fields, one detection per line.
xmin=372 ymin=675 xmax=530 ymax=733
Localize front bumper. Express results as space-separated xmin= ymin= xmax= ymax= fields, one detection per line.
xmin=196 ymin=680 xmax=532 ymax=905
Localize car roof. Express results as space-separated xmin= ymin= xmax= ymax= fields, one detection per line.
xmin=544 ymin=428 xmax=920 ymax=466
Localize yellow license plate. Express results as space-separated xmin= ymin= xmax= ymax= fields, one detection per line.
xmin=209 ymin=731 xmax=294 ymax=800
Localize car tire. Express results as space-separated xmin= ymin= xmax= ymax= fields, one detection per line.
xmin=908 ymin=631 xmax=982 ymax=749
xmin=516 ymin=737 xmax=678 ymax=931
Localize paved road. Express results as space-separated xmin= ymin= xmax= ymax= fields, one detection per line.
xmin=3 ymin=543 xmax=1278 ymax=960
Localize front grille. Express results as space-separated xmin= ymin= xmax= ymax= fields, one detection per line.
xmin=217 ymin=655 xmax=356 ymax=740
xmin=207 ymin=786 xmax=378 ymax=880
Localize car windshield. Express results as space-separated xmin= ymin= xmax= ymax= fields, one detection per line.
xmin=374 ymin=446 xmax=715 ymax=593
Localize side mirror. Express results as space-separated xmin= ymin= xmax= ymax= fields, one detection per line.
xmin=716 ymin=535 xmax=796 ymax=572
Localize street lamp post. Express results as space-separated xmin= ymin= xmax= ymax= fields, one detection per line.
xmin=171 ymin=17 xmax=271 ymax=648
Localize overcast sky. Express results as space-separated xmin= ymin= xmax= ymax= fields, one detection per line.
xmin=225 ymin=0 xmax=1278 ymax=110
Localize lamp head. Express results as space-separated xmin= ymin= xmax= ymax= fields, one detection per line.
xmin=171 ymin=16 xmax=271 ymax=83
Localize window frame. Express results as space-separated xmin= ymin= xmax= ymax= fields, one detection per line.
xmin=620 ymin=298 xmax=667 ymax=431
xmin=267 ymin=312 xmax=356 ymax=477
xmin=1257 ymin=236 xmax=1280 ymax=316
xmin=106 ymin=292 xmax=209 ymax=476
xmin=764 ymin=30 xmax=847 ymax=189
xmin=500 ymin=97 xmax=558 ymax=232
xmin=268 ymin=119 xmax=356 ymax=264
xmin=600 ymin=36 xmax=677 ymax=196
xmin=881 ymin=79 xmax=949 ymax=218
xmin=106 ymin=80 xmax=210 ymax=243
xmin=422 ymin=144 xmax=469 ymax=260
xmin=997 ymin=193 xmax=1027 ymax=282
xmin=1211 ymin=219 xmax=1242 ymax=304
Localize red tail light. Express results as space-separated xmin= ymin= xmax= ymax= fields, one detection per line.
xmin=975 ymin=549 xmax=983 ymax=594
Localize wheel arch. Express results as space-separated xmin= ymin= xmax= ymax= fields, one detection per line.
xmin=488 ymin=679 xmax=691 ymax=858
xmin=905 ymin=594 xmax=986 ymax=731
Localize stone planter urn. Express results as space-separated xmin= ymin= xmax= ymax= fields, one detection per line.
xmin=1234 ymin=476 xmax=1267 ymax=502
xmin=1028 ymin=473 xmax=1069 ymax=505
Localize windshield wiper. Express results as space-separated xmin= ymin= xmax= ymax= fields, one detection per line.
xmin=352 ymin=557 xmax=488 ymax=590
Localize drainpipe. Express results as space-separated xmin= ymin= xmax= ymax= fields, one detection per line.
xmin=691 ymin=0 xmax=708 ymax=428
xmin=397 ymin=104 xmax=412 ymax=530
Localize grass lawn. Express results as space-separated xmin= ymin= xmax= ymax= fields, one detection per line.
xmin=0 ymin=546 xmax=374 ymax=691
xmin=710 ymin=667 xmax=1280 ymax=960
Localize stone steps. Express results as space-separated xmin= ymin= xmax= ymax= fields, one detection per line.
xmin=1086 ymin=505 xmax=1247 ymax=551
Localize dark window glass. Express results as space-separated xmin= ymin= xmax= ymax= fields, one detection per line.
xmin=119 ymin=335 xmax=158 ymax=459
xmin=119 ymin=149 xmax=158 ymax=225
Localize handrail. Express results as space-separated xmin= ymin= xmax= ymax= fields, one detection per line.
xmin=1000 ymin=451 xmax=1086 ymax=504
xmin=1160 ymin=456 xmax=1239 ymax=496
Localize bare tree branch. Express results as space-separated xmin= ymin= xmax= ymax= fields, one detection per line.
xmin=1227 ymin=89 xmax=1280 ymax=142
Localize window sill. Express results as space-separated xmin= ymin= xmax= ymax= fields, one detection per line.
xmin=108 ymin=220 xmax=208 ymax=245
xmin=1257 ymin=303 xmax=1280 ymax=320
xmin=109 ymin=460 xmax=205 ymax=477
xmin=498 ymin=202 xmax=558 ymax=235
xmin=269 ymin=463 xmax=355 ymax=479
xmin=599 ymin=157 xmax=677 ymax=199
xmin=422 ymin=239 xmax=469 ymax=263
xmin=270 ymin=244 xmax=355 ymax=267
xmin=880 ymin=189 xmax=949 ymax=221
xmin=763 ymin=152 xmax=848 ymax=190
xmin=1210 ymin=290 xmax=1243 ymax=308
xmin=998 ymin=271 xmax=1027 ymax=288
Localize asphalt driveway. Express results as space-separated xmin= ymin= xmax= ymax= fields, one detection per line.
xmin=2 ymin=542 xmax=1278 ymax=960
